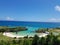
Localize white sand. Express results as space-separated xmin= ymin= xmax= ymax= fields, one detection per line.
xmin=3 ymin=32 xmax=24 ymax=38
xmin=38 ymin=33 xmax=48 ymax=37
xmin=3 ymin=32 xmax=48 ymax=38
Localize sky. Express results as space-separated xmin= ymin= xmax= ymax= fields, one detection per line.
xmin=0 ymin=0 xmax=60 ymax=22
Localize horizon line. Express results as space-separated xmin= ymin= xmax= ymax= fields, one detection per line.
xmin=0 ymin=20 xmax=60 ymax=23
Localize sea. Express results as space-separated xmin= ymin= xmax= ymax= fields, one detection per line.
xmin=0 ymin=21 xmax=60 ymax=36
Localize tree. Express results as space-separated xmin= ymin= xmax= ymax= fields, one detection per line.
xmin=38 ymin=37 xmax=46 ymax=45
xmin=53 ymin=36 xmax=59 ymax=45
xmin=23 ymin=39 xmax=30 ymax=45
xmin=32 ymin=35 xmax=39 ymax=45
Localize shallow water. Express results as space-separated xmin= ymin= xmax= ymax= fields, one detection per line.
xmin=13 ymin=27 xmax=38 ymax=37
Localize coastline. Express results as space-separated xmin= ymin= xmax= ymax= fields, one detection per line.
xmin=3 ymin=32 xmax=24 ymax=38
xmin=3 ymin=32 xmax=48 ymax=38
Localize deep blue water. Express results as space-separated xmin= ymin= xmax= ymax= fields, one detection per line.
xmin=0 ymin=21 xmax=60 ymax=28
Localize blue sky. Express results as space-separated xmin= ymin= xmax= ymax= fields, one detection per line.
xmin=0 ymin=0 xmax=60 ymax=22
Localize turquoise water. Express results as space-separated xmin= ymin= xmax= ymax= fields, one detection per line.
xmin=13 ymin=27 xmax=39 ymax=37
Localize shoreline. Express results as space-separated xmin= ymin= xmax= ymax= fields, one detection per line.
xmin=3 ymin=32 xmax=48 ymax=38
xmin=3 ymin=32 xmax=24 ymax=38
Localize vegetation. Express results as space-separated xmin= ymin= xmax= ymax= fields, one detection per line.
xmin=35 ymin=28 xmax=49 ymax=33
xmin=48 ymin=28 xmax=60 ymax=36
xmin=0 ymin=33 xmax=60 ymax=45
xmin=35 ymin=28 xmax=60 ymax=36
xmin=0 ymin=26 xmax=60 ymax=45
xmin=0 ymin=26 xmax=27 ymax=32
xmin=0 ymin=33 xmax=12 ymax=40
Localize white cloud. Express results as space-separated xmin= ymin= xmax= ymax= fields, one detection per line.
xmin=50 ymin=18 xmax=57 ymax=21
xmin=6 ymin=17 xmax=14 ymax=20
xmin=55 ymin=5 xmax=60 ymax=12
xmin=49 ymin=18 xmax=60 ymax=22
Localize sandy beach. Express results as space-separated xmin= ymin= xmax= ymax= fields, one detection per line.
xmin=3 ymin=32 xmax=48 ymax=38
xmin=3 ymin=32 xmax=24 ymax=38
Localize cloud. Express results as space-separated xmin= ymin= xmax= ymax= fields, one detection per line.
xmin=6 ymin=17 xmax=14 ymax=20
xmin=55 ymin=5 xmax=60 ymax=12
xmin=50 ymin=18 xmax=57 ymax=21
xmin=49 ymin=18 xmax=60 ymax=22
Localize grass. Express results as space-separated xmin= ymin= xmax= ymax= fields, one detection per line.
xmin=48 ymin=28 xmax=60 ymax=33
xmin=0 ymin=33 xmax=12 ymax=41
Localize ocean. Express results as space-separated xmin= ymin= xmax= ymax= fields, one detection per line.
xmin=0 ymin=21 xmax=60 ymax=28
xmin=0 ymin=21 xmax=60 ymax=36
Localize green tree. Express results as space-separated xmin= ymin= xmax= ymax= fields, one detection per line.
xmin=45 ymin=33 xmax=55 ymax=45
xmin=53 ymin=36 xmax=59 ymax=45
xmin=38 ymin=37 xmax=46 ymax=45
xmin=23 ymin=39 xmax=30 ymax=45
xmin=32 ymin=35 xmax=39 ymax=45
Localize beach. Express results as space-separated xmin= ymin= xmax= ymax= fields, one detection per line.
xmin=3 ymin=32 xmax=48 ymax=38
xmin=3 ymin=32 xmax=24 ymax=38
